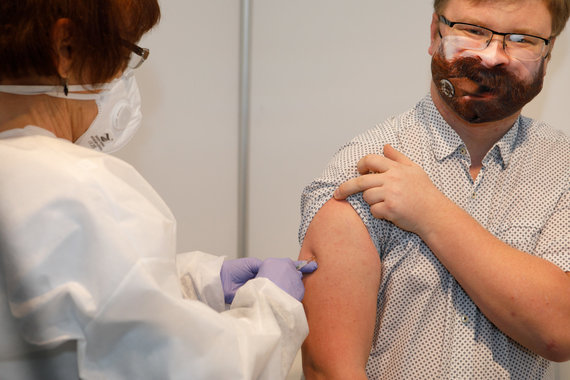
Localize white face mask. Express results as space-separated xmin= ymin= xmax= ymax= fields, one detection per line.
xmin=0 ymin=70 xmax=142 ymax=153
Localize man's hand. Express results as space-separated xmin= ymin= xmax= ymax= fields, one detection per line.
xmin=334 ymin=144 xmax=448 ymax=235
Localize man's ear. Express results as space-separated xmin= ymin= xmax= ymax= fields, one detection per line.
xmin=51 ymin=18 xmax=73 ymax=79
xmin=542 ymin=37 xmax=556 ymax=77
xmin=428 ymin=12 xmax=441 ymax=56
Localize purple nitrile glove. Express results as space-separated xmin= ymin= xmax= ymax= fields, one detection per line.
xmin=294 ymin=260 xmax=318 ymax=274
xmin=220 ymin=257 xmax=262 ymax=304
xmin=256 ymin=258 xmax=317 ymax=301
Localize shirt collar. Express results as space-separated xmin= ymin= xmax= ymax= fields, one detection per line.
xmin=490 ymin=118 xmax=519 ymax=168
xmin=419 ymin=94 xmax=519 ymax=168
xmin=419 ymin=94 xmax=464 ymax=161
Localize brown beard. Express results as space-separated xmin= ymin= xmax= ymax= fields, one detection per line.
xmin=431 ymin=48 xmax=544 ymax=123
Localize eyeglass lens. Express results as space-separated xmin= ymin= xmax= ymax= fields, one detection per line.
xmin=443 ymin=22 xmax=546 ymax=61
xmin=128 ymin=53 xmax=144 ymax=69
xmin=125 ymin=44 xmax=149 ymax=69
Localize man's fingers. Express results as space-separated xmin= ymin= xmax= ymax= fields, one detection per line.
xmin=335 ymin=146 xmax=413 ymax=200
xmin=356 ymin=146 xmax=413 ymax=176
xmin=334 ymin=174 xmax=382 ymax=200
xmin=356 ymin=154 xmax=394 ymax=175
xmin=362 ymin=187 xmax=385 ymax=206
xmin=383 ymin=144 xmax=414 ymax=165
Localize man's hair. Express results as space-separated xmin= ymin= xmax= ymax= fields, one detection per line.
xmin=0 ymin=0 xmax=161 ymax=83
xmin=433 ymin=0 xmax=570 ymax=37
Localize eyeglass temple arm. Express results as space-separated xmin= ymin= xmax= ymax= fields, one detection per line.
xmin=121 ymin=39 xmax=149 ymax=59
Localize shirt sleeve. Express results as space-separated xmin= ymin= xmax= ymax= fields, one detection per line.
xmin=176 ymin=250 xmax=226 ymax=312
xmin=298 ymin=121 xmax=398 ymax=253
xmin=534 ymin=186 xmax=570 ymax=272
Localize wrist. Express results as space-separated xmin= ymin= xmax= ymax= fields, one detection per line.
xmin=412 ymin=187 xmax=451 ymax=236
xmin=415 ymin=192 xmax=460 ymax=242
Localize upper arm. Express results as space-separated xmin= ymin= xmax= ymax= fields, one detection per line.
xmin=299 ymin=198 xmax=381 ymax=380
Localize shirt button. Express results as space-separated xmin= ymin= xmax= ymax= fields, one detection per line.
xmin=461 ymin=315 xmax=469 ymax=324
xmin=471 ymin=192 xmax=477 ymax=199
xmin=460 ymin=148 xmax=467 ymax=156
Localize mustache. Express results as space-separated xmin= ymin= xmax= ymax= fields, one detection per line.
xmin=450 ymin=56 xmax=511 ymax=91
xmin=433 ymin=55 xmax=522 ymax=94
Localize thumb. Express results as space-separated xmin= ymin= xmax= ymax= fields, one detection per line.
xmin=296 ymin=261 xmax=318 ymax=274
xmin=383 ymin=144 xmax=413 ymax=165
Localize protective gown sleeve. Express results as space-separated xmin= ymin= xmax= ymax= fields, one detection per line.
xmin=176 ymin=250 xmax=226 ymax=311
xmin=79 ymin=257 xmax=308 ymax=380
xmin=0 ymin=130 xmax=308 ymax=380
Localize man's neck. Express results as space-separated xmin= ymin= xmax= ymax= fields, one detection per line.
xmin=430 ymin=81 xmax=520 ymax=169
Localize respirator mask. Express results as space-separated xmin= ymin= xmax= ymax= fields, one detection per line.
xmin=0 ymin=69 xmax=142 ymax=153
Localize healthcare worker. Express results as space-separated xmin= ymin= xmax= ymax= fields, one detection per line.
xmin=0 ymin=1 xmax=316 ymax=379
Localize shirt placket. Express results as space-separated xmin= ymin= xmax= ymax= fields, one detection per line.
xmin=451 ymin=147 xmax=501 ymax=379
xmin=448 ymin=146 xmax=480 ymax=378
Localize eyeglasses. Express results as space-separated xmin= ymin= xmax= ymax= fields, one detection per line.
xmin=123 ymin=40 xmax=150 ymax=69
xmin=438 ymin=15 xmax=551 ymax=61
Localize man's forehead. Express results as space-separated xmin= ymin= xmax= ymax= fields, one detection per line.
xmin=441 ymin=0 xmax=536 ymax=11
xmin=441 ymin=0 xmax=552 ymax=37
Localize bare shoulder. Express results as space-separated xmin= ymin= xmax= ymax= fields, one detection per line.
xmin=299 ymin=198 xmax=380 ymax=378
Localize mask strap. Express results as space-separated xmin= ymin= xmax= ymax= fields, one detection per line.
xmin=0 ymin=71 xmax=131 ymax=100
xmin=0 ymin=83 xmax=111 ymax=100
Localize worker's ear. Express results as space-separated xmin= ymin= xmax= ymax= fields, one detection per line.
xmin=51 ymin=18 xmax=74 ymax=80
xmin=428 ymin=13 xmax=441 ymax=56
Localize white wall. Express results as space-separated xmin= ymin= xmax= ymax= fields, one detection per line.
xmin=116 ymin=0 xmax=241 ymax=258
xmin=114 ymin=1 xmax=570 ymax=377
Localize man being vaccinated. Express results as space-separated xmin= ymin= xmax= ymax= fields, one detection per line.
xmin=298 ymin=0 xmax=570 ymax=379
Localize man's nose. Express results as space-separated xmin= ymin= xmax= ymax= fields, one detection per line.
xmin=476 ymin=36 xmax=510 ymax=67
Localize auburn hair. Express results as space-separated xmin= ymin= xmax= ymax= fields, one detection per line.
xmin=0 ymin=0 xmax=160 ymax=83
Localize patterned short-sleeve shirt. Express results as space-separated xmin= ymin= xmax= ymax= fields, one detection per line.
xmin=298 ymin=94 xmax=570 ymax=380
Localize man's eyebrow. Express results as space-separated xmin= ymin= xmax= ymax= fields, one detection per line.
xmin=455 ymin=17 xmax=549 ymax=38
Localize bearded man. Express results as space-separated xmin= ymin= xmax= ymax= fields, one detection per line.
xmin=298 ymin=0 xmax=570 ymax=379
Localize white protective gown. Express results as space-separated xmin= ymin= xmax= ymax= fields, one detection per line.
xmin=0 ymin=126 xmax=308 ymax=380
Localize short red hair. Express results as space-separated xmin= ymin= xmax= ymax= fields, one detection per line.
xmin=0 ymin=0 xmax=160 ymax=83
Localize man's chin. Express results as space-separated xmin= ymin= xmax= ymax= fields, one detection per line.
xmin=449 ymin=98 xmax=517 ymax=124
